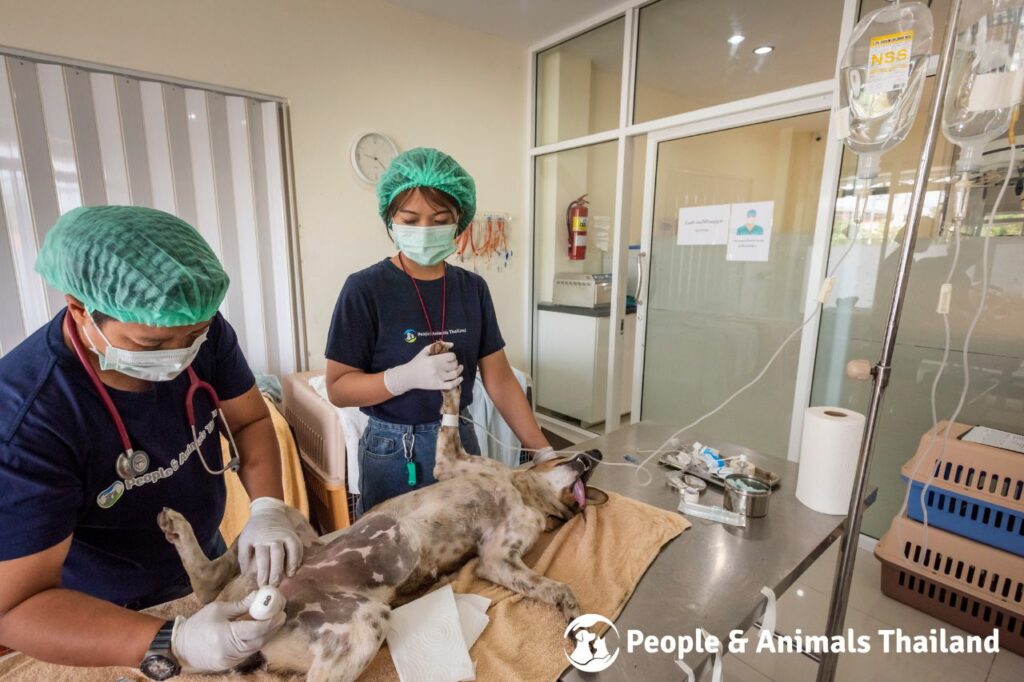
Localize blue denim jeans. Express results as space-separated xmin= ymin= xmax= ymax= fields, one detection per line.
xmin=357 ymin=409 xmax=481 ymax=515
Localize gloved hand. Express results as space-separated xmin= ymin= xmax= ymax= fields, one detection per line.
xmin=383 ymin=342 xmax=463 ymax=396
xmin=238 ymin=497 xmax=304 ymax=586
xmin=171 ymin=592 xmax=285 ymax=673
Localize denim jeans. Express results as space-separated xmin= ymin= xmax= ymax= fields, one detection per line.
xmin=357 ymin=408 xmax=481 ymax=515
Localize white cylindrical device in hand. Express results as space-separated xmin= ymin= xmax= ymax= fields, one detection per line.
xmin=249 ymin=586 xmax=286 ymax=620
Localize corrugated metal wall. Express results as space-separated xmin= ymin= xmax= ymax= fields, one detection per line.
xmin=0 ymin=50 xmax=299 ymax=376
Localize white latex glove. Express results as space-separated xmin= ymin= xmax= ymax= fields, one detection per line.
xmin=171 ymin=592 xmax=285 ymax=673
xmin=383 ymin=341 xmax=463 ymax=396
xmin=238 ymin=497 xmax=304 ymax=586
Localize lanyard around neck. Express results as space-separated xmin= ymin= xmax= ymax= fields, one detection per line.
xmin=398 ymin=253 xmax=447 ymax=342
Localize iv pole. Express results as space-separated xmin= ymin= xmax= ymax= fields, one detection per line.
xmin=816 ymin=0 xmax=965 ymax=679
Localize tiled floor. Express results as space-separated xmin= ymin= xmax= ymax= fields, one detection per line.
xmin=706 ymin=543 xmax=1024 ymax=682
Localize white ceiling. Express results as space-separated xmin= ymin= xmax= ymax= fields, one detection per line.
xmin=383 ymin=0 xmax=627 ymax=45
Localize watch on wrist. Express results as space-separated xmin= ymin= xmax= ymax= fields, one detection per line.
xmin=140 ymin=620 xmax=180 ymax=680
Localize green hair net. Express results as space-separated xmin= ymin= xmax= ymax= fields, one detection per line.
xmin=377 ymin=147 xmax=476 ymax=234
xmin=35 ymin=205 xmax=229 ymax=327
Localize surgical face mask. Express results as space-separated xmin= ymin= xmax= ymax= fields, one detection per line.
xmin=84 ymin=311 xmax=207 ymax=382
xmin=391 ymin=223 xmax=457 ymax=266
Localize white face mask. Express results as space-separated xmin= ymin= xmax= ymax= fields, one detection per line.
xmin=391 ymin=223 xmax=458 ymax=266
xmin=83 ymin=311 xmax=207 ymax=382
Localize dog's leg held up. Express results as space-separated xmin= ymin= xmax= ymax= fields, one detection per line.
xmin=157 ymin=507 xmax=240 ymax=604
xmin=430 ymin=341 xmax=477 ymax=481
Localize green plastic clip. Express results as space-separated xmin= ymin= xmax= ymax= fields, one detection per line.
xmin=406 ymin=460 xmax=417 ymax=486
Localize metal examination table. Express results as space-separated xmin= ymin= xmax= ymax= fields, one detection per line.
xmin=562 ymin=422 xmax=877 ymax=681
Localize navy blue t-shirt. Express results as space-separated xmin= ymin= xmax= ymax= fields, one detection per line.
xmin=0 ymin=310 xmax=254 ymax=606
xmin=326 ymin=258 xmax=505 ymax=425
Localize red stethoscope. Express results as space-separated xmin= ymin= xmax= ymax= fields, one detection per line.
xmin=64 ymin=313 xmax=240 ymax=480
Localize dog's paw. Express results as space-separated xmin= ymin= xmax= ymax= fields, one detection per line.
xmin=157 ymin=507 xmax=186 ymax=544
xmin=551 ymin=585 xmax=581 ymax=623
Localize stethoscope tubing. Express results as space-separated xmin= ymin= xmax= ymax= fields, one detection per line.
xmin=62 ymin=312 xmax=239 ymax=478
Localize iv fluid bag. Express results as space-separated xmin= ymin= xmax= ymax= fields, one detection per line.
xmin=840 ymin=2 xmax=934 ymax=179
xmin=943 ymin=0 xmax=1024 ymax=172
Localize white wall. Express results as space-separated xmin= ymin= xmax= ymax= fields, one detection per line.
xmin=0 ymin=0 xmax=529 ymax=370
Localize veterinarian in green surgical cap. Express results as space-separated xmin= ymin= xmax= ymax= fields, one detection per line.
xmin=0 ymin=205 xmax=298 ymax=676
xmin=324 ymin=147 xmax=553 ymax=513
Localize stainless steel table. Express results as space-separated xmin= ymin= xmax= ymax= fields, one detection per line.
xmin=561 ymin=422 xmax=876 ymax=681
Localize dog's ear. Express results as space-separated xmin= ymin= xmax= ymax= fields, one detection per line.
xmin=585 ymin=486 xmax=609 ymax=505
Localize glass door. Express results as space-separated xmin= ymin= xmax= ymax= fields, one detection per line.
xmin=635 ymin=109 xmax=832 ymax=457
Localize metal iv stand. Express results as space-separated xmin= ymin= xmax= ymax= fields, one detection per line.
xmin=816 ymin=0 xmax=965 ymax=679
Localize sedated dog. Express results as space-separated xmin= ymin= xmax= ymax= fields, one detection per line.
xmin=158 ymin=342 xmax=605 ymax=681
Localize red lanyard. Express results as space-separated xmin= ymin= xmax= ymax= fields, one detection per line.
xmin=398 ymin=253 xmax=446 ymax=342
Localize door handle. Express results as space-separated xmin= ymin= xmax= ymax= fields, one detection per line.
xmin=635 ymin=251 xmax=646 ymax=306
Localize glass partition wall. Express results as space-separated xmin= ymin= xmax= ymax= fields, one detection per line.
xmin=535 ymin=18 xmax=625 ymax=146
xmin=533 ymin=142 xmax=627 ymax=429
xmin=633 ymin=0 xmax=844 ymax=122
xmin=528 ymin=0 xmax=1023 ymax=539
xmin=529 ymin=0 xmax=856 ymax=441
xmin=811 ymin=77 xmax=1024 ymax=537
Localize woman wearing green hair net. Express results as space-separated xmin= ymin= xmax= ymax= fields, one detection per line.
xmin=326 ymin=148 xmax=552 ymax=513
xmin=0 ymin=206 xmax=302 ymax=677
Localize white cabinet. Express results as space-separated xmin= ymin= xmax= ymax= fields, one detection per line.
xmin=536 ymin=308 xmax=635 ymax=427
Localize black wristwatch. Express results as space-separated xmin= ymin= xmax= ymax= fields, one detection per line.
xmin=140 ymin=620 xmax=180 ymax=680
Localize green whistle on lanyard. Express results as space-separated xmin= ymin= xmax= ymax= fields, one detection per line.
xmin=406 ymin=460 xmax=417 ymax=486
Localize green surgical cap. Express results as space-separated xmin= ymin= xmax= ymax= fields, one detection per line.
xmin=377 ymin=147 xmax=476 ymax=234
xmin=35 ymin=205 xmax=229 ymax=327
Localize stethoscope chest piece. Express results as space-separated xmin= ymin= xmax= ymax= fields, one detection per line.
xmin=115 ymin=449 xmax=150 ymax=479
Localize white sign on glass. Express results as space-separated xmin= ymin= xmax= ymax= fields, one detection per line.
xmin=726 ymin=201 xmax=774 ymax=262
xmin=677 ymin=204 xmax=731 ymax=245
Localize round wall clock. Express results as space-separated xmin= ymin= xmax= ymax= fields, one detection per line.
xmin=351 ymin=132 xmax=399 ymax=184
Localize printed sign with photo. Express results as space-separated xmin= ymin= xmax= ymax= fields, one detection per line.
xmin=726 ymin=201 xmax=774 ymax=262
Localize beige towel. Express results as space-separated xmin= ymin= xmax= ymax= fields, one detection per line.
xmin=219 ymin=395 xmax=310 ymax=544
xmin=0 ymin=491 xmax=687 ymax=682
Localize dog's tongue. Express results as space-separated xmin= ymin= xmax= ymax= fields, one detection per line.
xmin=572 ymin=479 xmax=587 ymax=508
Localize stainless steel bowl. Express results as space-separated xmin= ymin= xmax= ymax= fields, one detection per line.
xmin=723 ymin=474 xmax=771 ymax=518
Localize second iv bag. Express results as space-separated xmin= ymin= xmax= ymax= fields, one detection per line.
xmin=943 ymin=0 xmax=1024 ymax=172
xmin=839 ymin=2 xmax=934 ymax=180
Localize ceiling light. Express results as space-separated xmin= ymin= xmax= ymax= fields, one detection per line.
xmin=727 ymin=34 xmax=745 ymax=45
xmin=753 ymin=45 xmax=775 ymax=55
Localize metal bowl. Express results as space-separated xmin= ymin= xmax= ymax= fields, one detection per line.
xmin=723 ymin=474 xmax=772 ymax=518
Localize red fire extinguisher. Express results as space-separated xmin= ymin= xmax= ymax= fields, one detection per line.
xmin=566 ymin=194 xmax=589 ymax=261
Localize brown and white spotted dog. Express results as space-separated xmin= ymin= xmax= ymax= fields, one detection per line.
xmin=157 ymin=342 xmax=605 ymax=681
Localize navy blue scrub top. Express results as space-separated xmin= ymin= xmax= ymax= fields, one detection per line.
xmin=0 ymin=310 xmax=254 ymax=606
xmin=326 ymin=258 xmax=505 ymax=425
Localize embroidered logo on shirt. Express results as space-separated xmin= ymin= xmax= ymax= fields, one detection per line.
xmin=403 ymin=328 xmax=417 ymax=343
xmin=96 ymin=481 xmax=125 ymax=509
xmin=95 ymin=411 xmax=219 ymax=508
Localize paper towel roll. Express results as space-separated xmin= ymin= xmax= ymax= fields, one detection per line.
xmin=795 ymin=406 xmax=866 ymax=515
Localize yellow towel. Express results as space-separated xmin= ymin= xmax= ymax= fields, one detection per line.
xmin=0 ymin=491 xmax=687 ymax=682
xmin=219 ymin=395 xmax=310 ymax=544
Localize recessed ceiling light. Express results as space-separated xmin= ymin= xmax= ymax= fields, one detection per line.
xmin=753 ymin=45 xmax=775 ymax=55
xmin=727 ymin=34 xmax=746 ymax=45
